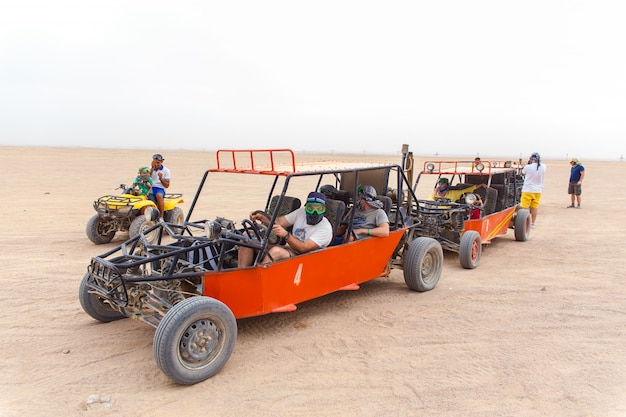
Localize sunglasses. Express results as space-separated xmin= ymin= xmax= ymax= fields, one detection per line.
xmin=304 ymin=203 xmax=326 ymax=215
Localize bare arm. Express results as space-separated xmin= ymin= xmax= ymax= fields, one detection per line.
xmin=353 ymin=222 xmax=389 ymax=237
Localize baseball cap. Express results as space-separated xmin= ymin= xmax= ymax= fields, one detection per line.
xmin=152 ymin=153 xmax=164 ymax=161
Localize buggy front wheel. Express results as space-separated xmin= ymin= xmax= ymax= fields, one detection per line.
xmin=78 ymin=273 xmax=126 ymax=322
xmin=154 ymin=297 xmax=237 ymax=385
xmin=460 ymin=230 xmax=482 ymax=269
xmin=403 ymin=237 xmax=443 ymax=292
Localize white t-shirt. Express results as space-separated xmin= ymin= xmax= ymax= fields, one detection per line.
xmin=283 ymin=208 xmax=333 ymax=249
xmin=522 ymin=163 xmax=547 ymax=193
xmin=151 ymin=165 xmax=171 ymax=190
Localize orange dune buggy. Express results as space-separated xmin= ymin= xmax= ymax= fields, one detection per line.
xmin=411 ymin=158 xmax=531 ymax=269
xmin=79 ymin=146 xmax=444 ymax=384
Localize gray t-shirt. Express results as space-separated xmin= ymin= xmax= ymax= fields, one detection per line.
xmin=352 ymin=207 xmax=389 ymax=236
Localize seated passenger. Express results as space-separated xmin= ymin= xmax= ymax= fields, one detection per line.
xmin=429 ymin=178 xmax=454 ymax=200
xmin=345 ymin=184 xmax=390 ymax=240
xmin=429 ymin=178 xmax=490 ymax=204
xmin=237 ymin=191 xmax=333 ymax=267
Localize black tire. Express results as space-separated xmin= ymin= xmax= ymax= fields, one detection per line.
xmin=154 ymin=297 xmax=237 ymax=385
xmin=165 ymin=207 xmax=185 ymax=226
xmin=460 ymin=230 xmax=482 ymax=269
xmin=78 ymin=273 xmax=126 ymax=322
xmin=86 ymin=215 xmax=115 ymax=244
xmin=514 ymin=209 xmax=531 ymax=241
xmin=129 ymin=215 xmax=158 ymax=244
xmin=403 ymin=237 xmax=443 ymax=292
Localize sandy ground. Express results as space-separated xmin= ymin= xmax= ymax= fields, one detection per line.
xmin=1 ymin=146 xmax=625 ymax=417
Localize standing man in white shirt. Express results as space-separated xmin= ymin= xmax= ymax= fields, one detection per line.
xmin=520 ymin=152 xmax=547 ymax=227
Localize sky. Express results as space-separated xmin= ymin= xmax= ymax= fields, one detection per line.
xmin=1 ymin=1 xmax=625 ymax=160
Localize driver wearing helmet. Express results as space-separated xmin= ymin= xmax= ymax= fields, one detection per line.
xmin=237 ymin=191 xmax=333 ymax=267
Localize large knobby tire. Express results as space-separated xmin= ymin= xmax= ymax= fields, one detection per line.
xmin=78 ymin=273 xmax=126 ymax=323
xmin=86 ymin=214 xmax=115 ymax=244
xmin=514 ymin=209 xmax=531 ymax=241
xmin=165 ymin=207 xmax=185 ymax=226
xmin=129 ymin=215 xmax=158 ymax=244
xmin=403 ymin=237 xmax=443 ymax=292
xmin=460 ymin=230 xmax=482 ymax=269
xmin=154 ymin=297 xmax=237 ymax=385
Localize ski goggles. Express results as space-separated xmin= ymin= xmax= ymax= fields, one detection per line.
xmin=304 ymin=203 xmax=326 ymax=215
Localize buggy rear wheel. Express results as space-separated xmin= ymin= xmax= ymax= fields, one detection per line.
xmin=78 ymin=273 xmax=126 ymax=322
xmin=460 ymin=230 xmax=482 ymax=269
xmin=154 ymin=297 xmax=237 ymax=385
xmin=403 ymin=237 xmax=443 ymax=292
xmin=514 ymin=209 xmax=531 ymax=241
xmin=86 ymin=214 xmax=115 ymax=244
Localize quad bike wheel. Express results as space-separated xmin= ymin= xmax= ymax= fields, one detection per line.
xmin=86 ymin=214 xmax=115 ymax=244
xmin=129 ymin=214 xmax=159 ymax=244
xmin=165 ymin=207 xmax=185 ymax=226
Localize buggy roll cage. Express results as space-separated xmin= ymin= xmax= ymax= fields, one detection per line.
xmin=415 ymin=159 xmax=525 ymax=189
xmin=183 ymin=149 xmax=421 ymax=262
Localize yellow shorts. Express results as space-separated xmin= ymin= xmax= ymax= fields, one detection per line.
xmin=520 ymin=192 xmax=542 ymax=209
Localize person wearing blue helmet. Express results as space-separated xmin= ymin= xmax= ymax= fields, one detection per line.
xmin=238 ymin=191 xmax=333 ymax=267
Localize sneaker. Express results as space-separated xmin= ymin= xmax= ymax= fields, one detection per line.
xmin=531 ymin=223 xmax=535 ymax=228
xmin=567 ymin=204 xmax=575 ymax=208
xmin=158 ymin=217 xmax=164 ymax=222
xmin=576 ymin=205 xmax=581 ymax=209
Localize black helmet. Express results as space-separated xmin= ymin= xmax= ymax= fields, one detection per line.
xmin=319 ymin=184 xmax=338 ymax=199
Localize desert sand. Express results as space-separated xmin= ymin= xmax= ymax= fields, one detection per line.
xmin=1 ymin=146 xmax=625 ymax=417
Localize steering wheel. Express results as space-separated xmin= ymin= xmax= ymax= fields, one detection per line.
xmin=241 ymin=217 xmax=266 ymax=242
xmin=250 ymin=210 xmax=284 ymax=244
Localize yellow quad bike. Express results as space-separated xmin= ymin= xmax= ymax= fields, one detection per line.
xmin=86 ymin=184 xmax=185 ymax=244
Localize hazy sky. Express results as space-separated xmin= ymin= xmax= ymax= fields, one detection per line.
xmin=1 ymin=1 xmax=625 ymax=160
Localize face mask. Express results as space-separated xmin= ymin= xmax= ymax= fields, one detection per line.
xmin=306 ymin=212 xmax=324 ymax=225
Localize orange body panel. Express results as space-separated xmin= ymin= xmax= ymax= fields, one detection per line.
xmin=463 ymin=206 xmax=516 ymax=244
xmin=202 ymin=229 xmax=405 ymax=319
